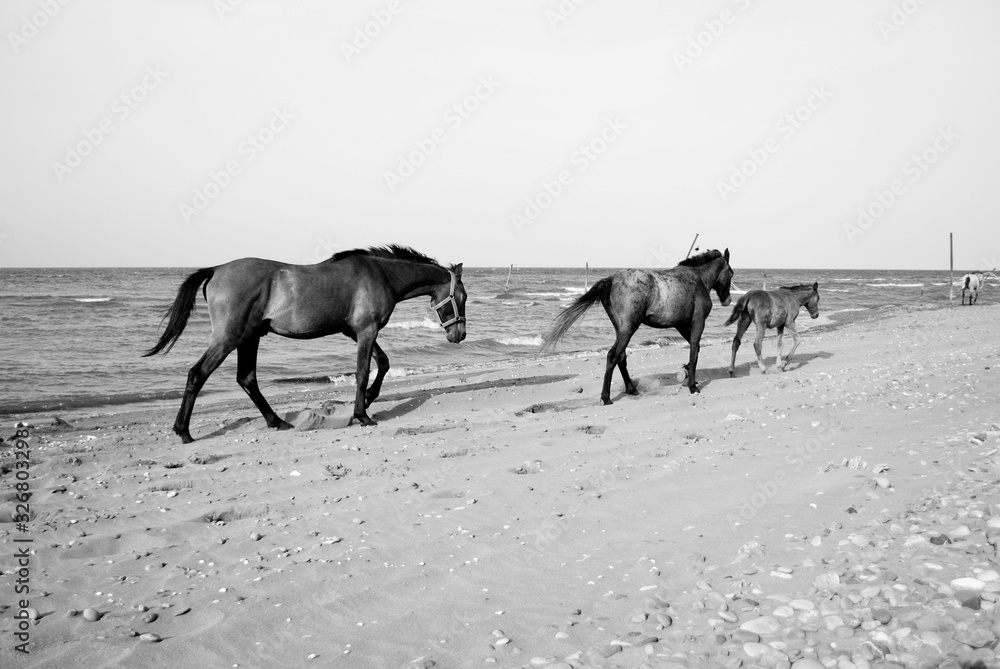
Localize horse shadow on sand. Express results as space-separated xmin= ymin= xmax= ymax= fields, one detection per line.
xmin=203 ymin=374 xmax=574 ymax=438
xmin=725 ymin=350 xmax=833 ymax=378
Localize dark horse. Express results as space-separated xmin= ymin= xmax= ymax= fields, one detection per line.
xmin=542 ymin=249 xmax=733 ymax=403
xmin=725 ymin=283 xmax=819 ymax=376
xmin=144 ymin=245 xmax=466 ymax=443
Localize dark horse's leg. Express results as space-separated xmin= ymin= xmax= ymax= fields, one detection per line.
xmin=236 ymin=337 xmax=293 ymax=431
xmin=174 ymin=341 xmax=234 ymax=444
xmin=729 ymin=313 xmax=752 ymax=377
xmin=364 ymin=342 xmax=390 ymax=408
xmin=601 ymin=326 xmax=637 ymax=405
xmin=676 ymin=319 xmax=706 ymax=393
xmin=350 ymin=329 xmax=379 ymax=426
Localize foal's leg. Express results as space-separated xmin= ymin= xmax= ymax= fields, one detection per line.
xmin=775 ymin=325 xmax=785 ymax=371
xmin=729 ymin=314 xmax=752 ymax=377
xmin=601 ymin=327 xmax=636 ymax=405
xmin=752 ymin=321 xmax=768 ymax=373
xmin=364 ymin=342 xmax=390 ymax=408
xmin=236 ymin=337 xmax=293 ymax=430
xmin=174 ymin=341 xmax=234 ymax=444
xmin=781 ymin=323 xmax=802 ymax=370
xmin=350 ymin=329 xmax=379 ymax=426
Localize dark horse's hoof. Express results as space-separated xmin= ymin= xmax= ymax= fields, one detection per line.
xmin=601 ymin=398 xmax=613 ymax=406
xmin=351 ymin=414 xmax=378 ymax=427
xmin=273 ymin=419 xmax=294 ymax=431
xmin=625 ymin=387 xmax=639 ymax=396
xmin=688 ymin=384 xmax=701 ymax=394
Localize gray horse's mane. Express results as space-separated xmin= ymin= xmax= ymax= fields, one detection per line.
xmin=677 ymin=250 xmax=723 ymax=267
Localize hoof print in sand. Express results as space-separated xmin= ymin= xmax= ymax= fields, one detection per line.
xmin=576 ymin=425 xmax=606 ymax=435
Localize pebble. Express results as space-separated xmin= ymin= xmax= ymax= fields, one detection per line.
xmin=951 ymin=577 xmax=986 ymax=592
xmin=739 ymin=616 xmax=781 ymax=636
xmin=791 ymin=660 xmax=825 ymax=669
xmin=83 ymin=608 xmax=101 ymax=622
xmin=139 ymin=633 xmax=162 ymax=642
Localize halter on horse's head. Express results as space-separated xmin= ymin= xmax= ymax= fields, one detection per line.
xmin=431 ymin=265 xmax=467 ymax=342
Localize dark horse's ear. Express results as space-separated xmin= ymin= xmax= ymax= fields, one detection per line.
xmin=453 ymin=263 xmax=463 ymax=279
xmin=723 ymin=248 xmax=730 ymax=262
xmin=813 ymin=281 xmax=819 ymax=291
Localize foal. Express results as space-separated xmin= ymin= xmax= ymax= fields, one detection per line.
xmin=725 ymin=282 xmax=819 ymax=376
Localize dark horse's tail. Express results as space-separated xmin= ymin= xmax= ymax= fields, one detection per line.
xmin=723 ymin=293 xmax=751 ymax=326
xmin=541 ymin=277 xmax=612 ymax=352
xmin=143 ymin=267 xmax=215 ymax=356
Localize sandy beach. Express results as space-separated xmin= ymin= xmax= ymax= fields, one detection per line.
xmin=3 ymin=303 xmax=1000 ymax=669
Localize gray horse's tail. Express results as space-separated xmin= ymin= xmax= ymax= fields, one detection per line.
xmin=541 ymin=277 xmax=612 ymax=352
xmin=724 ymin=292 xmax=751 ymax=326
xmin=143 ymin=267 xmax=215 ymax=356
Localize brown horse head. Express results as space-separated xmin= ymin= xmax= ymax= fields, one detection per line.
xmin=431 ymin=263 xmax=467 ymax=343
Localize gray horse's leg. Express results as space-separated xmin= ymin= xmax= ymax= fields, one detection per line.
xmin=236 ymin=337 xmax=293 ymax=430
xmin=602 ymin=327 xmax=636 ymax=405
xmin=676 ymin=320 xmax=705 ymax=393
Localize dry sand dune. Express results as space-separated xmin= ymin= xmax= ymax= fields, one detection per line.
xmin=2 ymin=304 xmax=1000 ymax=668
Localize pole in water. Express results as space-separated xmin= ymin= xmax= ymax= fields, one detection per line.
xmin=949 ymin=233 xmax=954 ymax=302
xmin=505 ymin=264 xmax=513 ymax=292
xmin=585 ymin=262 xmax=589 ymax=290
xmin=685 ymin=233 xmax=699 ymax=259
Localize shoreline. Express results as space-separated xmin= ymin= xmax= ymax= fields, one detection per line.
xmin=2 ymin=300 xmax=953 ymax=421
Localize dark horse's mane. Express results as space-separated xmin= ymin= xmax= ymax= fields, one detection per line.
xmin=779 ymin=284 xmax=816 ymax=292
xmin=328 ymin=244 xmax=441 ymax=266
xmin=677 ymin=250 xmax=723 ymax=267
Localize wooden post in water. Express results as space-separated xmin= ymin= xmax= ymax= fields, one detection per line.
xmin=585 ymin=263 xmax=589 ymax=290
xmin=949 ymin=233 xmax=954 ymax=302
xmin=505 ymin=264 xmax=513 ymax=292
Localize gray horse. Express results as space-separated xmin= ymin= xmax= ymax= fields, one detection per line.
xmin=542 ymin=249 xmax=733 ymax=402
xmin=725 ymin=282 xmax=819 ymax=376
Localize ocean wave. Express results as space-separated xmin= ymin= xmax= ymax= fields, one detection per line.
xmin=864 ymin=283 xmax=924 ymax=288
xmin=75 ymin=297 xmax=113 ymax=303
xmin=385 ymin=318 xmax=439 ymax=330
xmin=495 ymin=336 xmax=544 ymax=347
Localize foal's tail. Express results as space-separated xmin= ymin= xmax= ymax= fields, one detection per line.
xmin=541 ymin=277 xmax=612 ymax=352
xmin=723 ymin=293 xmax=751 ymax=326
xmin=143 ymin=267 xmax=215 ymax=356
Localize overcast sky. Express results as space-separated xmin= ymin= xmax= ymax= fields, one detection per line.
xmin=1 ymin=0 xmax=998 ymax=270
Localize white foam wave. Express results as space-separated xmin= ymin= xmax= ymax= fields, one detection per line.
xmin=385 ymin=318 xmax=439 ymax=330
xmin=75 ymin=297 xmax=112 ymax=303
xmin=864 ymin=283 xmax=924 ymax=288
xmin=495 ymin=336 xmax=544 ymax=347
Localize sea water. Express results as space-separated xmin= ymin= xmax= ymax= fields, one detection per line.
xmin=0 ymin=266 xmax=971 ymax=415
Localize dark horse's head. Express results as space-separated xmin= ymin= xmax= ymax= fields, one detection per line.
xmin=679 ymin=248 xmax=733 ymax=306
xmin=431 ymin=263 xmax=467 ymax=343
